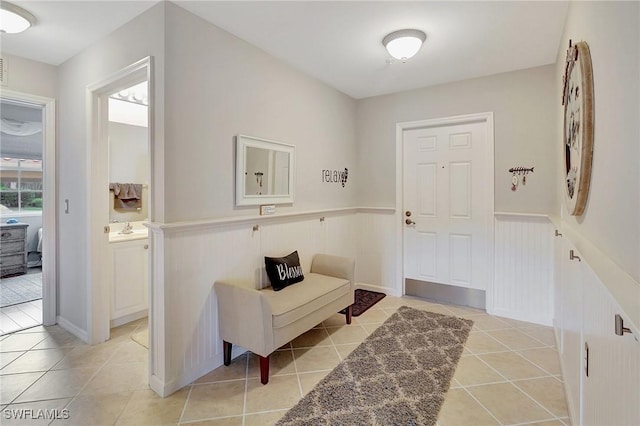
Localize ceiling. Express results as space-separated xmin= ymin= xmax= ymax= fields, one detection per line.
xmin=1 ymin=1 xmax=158 ymax=66
xmin=1 ymin=102 xmax=43 ymax=160
xmin=2 ymin=1 xmax=569 ymax=99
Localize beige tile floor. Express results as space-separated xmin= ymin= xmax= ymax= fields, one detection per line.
xmin=0 ymin=296 xmax=571 ymax=425
xmin=0 ymin=300 xmax=43 ymax=334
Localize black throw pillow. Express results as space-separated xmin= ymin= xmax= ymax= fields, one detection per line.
xmin=265 ymin=251 xmax=305 ymax=291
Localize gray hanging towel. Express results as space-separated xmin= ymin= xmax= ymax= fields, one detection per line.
xmin=109 ymin=183 xmax=143 ymax=210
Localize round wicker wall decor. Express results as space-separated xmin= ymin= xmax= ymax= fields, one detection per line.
xmin=562 ymin=40 xmax=594 ymax=216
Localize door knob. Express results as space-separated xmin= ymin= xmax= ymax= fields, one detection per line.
xmin=405 ymin=218 xmax=415 ymax=225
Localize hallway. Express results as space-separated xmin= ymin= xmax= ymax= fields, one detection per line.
xmin=0 ymin=296 xmax=569 ymax=425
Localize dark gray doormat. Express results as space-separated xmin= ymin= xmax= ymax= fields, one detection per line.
xmin=340 ymin=289 xmax=386 ymax=317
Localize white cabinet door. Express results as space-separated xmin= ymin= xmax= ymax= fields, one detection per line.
xmin=582 ymin=264 xmax=640 ymax=426
xmin=111 ymin=239 xmax=148 ymax=322
xmin=559 ymin=238 xmax=583 ymax=424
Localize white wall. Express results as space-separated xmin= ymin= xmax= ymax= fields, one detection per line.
xmin=140 ymin=4 xmax=360 ymax=395
xmin=356 ymin=65 xmax=558 ymax=214
xmin=163 ymin=3 xmax=357 ymax=222
xmin=553 ymin=7 xmax=640 ymax=422
xmin=2 ymin=54 xmax=57 ymax=99
xmin=556 ymin=1 xmax=640 ymax=283
xmin=57 ymin=3 xmax=165 ymax=333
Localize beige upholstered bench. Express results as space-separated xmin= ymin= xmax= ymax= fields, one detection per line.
xmin=214 ymin=253 xmax=355 ymax=384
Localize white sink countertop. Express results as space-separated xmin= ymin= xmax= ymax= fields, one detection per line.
xmin=109 ymin=221 xmax=149 ymax=243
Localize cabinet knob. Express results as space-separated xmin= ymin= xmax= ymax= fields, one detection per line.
xmin=144 ymin=244 xmax=149 ymax=250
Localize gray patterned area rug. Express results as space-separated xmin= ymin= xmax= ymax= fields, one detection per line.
xmin=277 ymin=306 xmax=473 ymax=426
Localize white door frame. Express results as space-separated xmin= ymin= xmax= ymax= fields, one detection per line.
xmin=395 ymin=112 xmax=495 ymax=302
xmin=86 ymin=57 xmax=153 ymax=344
xmin=1 ymin=89 xmax=57 ymax=326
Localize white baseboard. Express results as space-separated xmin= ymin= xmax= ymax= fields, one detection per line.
xmin=490 ymin=308 xmax=552 ymax=327
xmin=356 ymin=282 xmax=402 ymax=297
xmin=56 ymin=316 xmax=89 ymax=343
xmin=110 ymin=310 xmax=148 ymax=328
xmin=149 ymin=374 xmax=170 ymax=397
xmin=149 ymin=345 xmax=247 ymax=398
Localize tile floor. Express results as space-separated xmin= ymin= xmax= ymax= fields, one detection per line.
xmin=1 ymin=268 xmax=43 ymax=334
xmin=0 ymin=296 xmax=571 ymax=425
xmin=0 ymin=300 xmax=43 ymax=334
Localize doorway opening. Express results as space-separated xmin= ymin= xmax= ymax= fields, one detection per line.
xmin=108 ymin=80 xmax=150 ymax=331
xmin=0 ymin=91 xmax=56 ymax=334
xmin=86 ymin=57 xmax=152 ymax=347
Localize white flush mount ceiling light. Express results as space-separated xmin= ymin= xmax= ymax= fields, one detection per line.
xmin=383 ymin=29 xmax=427 ymax=62
xmin=0 ymin=1 xmax=36 ymax=34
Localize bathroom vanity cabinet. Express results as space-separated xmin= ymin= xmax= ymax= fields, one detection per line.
xmin=110 ymin=238 xmax=148 ymax=327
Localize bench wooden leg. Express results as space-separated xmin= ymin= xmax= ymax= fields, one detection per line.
xmin=223 ymin=341 xmax=232 ymax=366
xmin=260 ymin=355 xmax=270 ymax=384
xmin=346 ymin=305 xmax=352 ymax=325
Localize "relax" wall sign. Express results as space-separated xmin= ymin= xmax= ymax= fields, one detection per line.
xmin=322 ymin=168 xmax=349 ymax=187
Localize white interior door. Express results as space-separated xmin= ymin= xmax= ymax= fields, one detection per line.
xmin=403 ymin=120 xmax=490 ymax=291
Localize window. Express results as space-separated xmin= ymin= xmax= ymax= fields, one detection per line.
xmin=0 ymin=158 xmax=43 ymax=214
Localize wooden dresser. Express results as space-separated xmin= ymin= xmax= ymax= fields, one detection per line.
xmin=0 ymin=223 xmax=29 ymax=278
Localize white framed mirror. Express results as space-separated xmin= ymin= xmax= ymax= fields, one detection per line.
xmin=236 ymin=134 xmax=295 ymax=206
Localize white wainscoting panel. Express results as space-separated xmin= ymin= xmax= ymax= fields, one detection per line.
xmin=553 ymin=229 xmax=564 ymax=352
xmin=355 ymin=211 xmax=400 ymax=296
xmin=260 ymin=218 xmax=324 ymax=285
xmin=581 ymin=262 xmax=640 ymax=426
xmin=324 ymin=213 xmax=358 ymax=260
xmin=558 ymin=237 xmax=582 ymax=423
xmin=161 ymin=225 xmax=260 ymax=394
xmin=492 ymin=214 xmax=553 ymax=325
xmin=147 ymin=208 xmax=396 ymax=396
